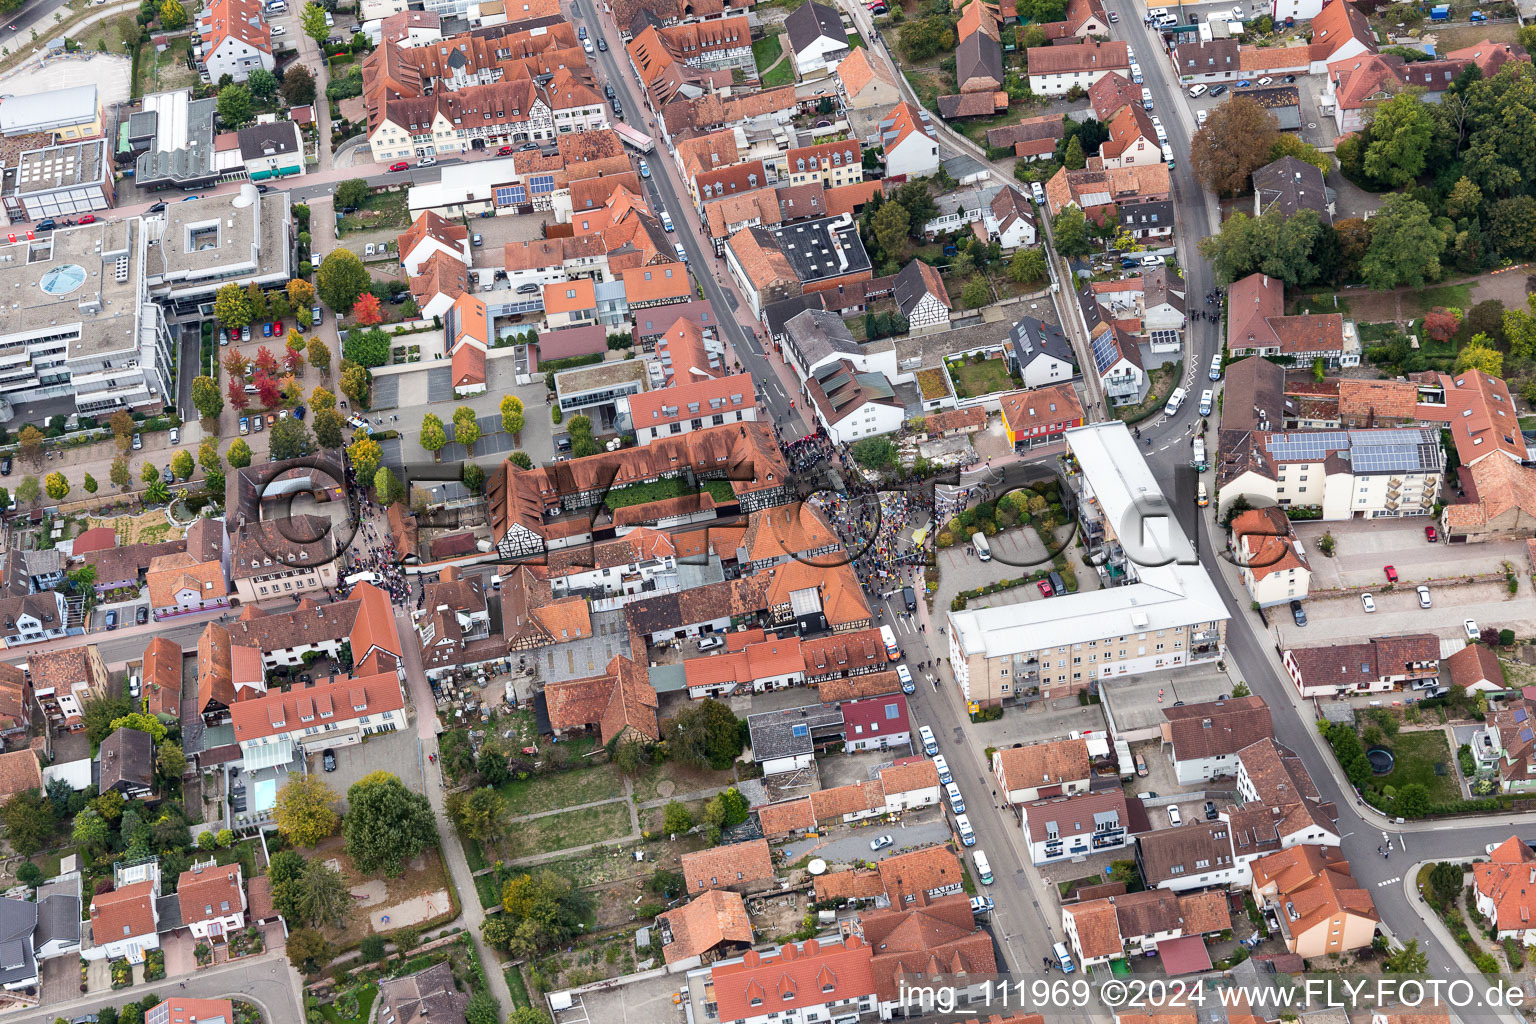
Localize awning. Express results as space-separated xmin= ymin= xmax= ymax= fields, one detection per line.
xmin=248 ymin=169 xmax=273 ymax=181
xmin=1155 ymin=935 xmax=1212 ymax=976
xmin=241 ymin=737 xmax=293 ymax=771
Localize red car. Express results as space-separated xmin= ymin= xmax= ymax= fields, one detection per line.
xmin=1425 ymin=525 xmax=1438 ymax=542
xmin=389 ymin=162 xmax=409 ymax=172
xmin=497 ymin=145 xmax=513 ymax=156
xmin=1384 ymin=565 xmax=1398 ymax=583
xmin=78 ymin=214 xmax=96 ymax=224
xmin=228 ymin=328 xmax=239 ymax=343
xmin=1037 ymin=580 xmax=1054 ymax=598
xmin=273 ymin=319 xmax=283 ymax=334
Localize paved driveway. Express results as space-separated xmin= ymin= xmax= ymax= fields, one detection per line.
xmin=1293 ymin=519 xmax=1527 ymax=589
xmin=39 ymin=957 xmax=77 ymax=1006
xmin=780 ymin=816 xmax=952 ymax=868
xmin=305 ymin=724 xmax=422 ymax=810
xmin=1281 ymin=579 xmax=1526 ymax=646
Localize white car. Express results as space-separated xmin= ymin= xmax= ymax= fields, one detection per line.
xmin=1257 ymin=76 xmax=1273 ymax=86
xmin=870 ymin=834 xmax=894 ymax=851
xmin=1197 ymin=109 xmax=1209 ymax=126
xmin=1465 ymin=618 xmax=1481 ymax=641
xmin=1361 ymin=593 xmax=1376 ymax=613
xmin=1198 ymin=390 xmax=1213 ymax=416
xmin=1126 ymin=45 xmax=1135 ymax=60
xmin=1231 ymin=5 xmax=1243 ymax=17
xmin=1417 ymin=585 xmax=1432 ymax=609
xmin=1030 ymin=181 xmax=1045 ymax=205
xmin=1168 ymin=805 xmax=1181 ymax=826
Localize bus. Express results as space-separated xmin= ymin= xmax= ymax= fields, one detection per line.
xmin=612 ymin=122 xmax=655 ymax=153
xmin=880 ymin=625 xmax=899 ymax=658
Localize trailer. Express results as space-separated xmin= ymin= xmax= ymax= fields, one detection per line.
xmin=612 ymin=122 xmax=654 ymax=152
xmin=1430 ymin=5 xmax=1450 ymax=20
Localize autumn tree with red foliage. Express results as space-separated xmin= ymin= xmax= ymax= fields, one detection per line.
xmin=284 ymin=348 xmax=304 ymax=375
xmin=254 ymin=346 xmax=279 ymax=376
xmin=223 ymin=350 xmax=248 ymax=377
xmin=227 ymin=378 xmax=250 ymax=410
xmin=1423 ymin=307 xmax=1460 ymax=343
xmin=352 ymin=293 xmax=384 ymax=327
xmin=254 ymin=373 xmax=282 ymax=408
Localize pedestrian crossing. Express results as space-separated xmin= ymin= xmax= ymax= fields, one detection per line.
xmin=1377 ymin=877 xmax=1402 ymax=887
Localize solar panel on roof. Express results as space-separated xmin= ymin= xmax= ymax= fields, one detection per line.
xmin=829 ymin=390 xmax=860 ymax=410
xmin=1523 ymin=728 xmax=1535 ymax=744
xmin=813 ymin=362 xmax=842 ymax=382
xmin=824 ymin=372 xmax=852 ymax=392
xmin=1091 ymin=332 xmax=1119 ymax=375
xmin=1517 ymin=709 xmax=1529 ymax=723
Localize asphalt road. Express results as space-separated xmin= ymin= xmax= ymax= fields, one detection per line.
xmin=2 ymin=0 xmax=71 ymax=43
xmin=5 ymin=953 xmax=302 ymax=1024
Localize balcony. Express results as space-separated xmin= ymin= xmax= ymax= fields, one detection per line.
xmin=1384 ymin=500 xmax=1400 ymax=511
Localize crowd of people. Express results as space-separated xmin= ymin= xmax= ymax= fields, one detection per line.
xmin=813 ymin=487 xmax=932 ymax=597
xmin=338 ymin=487 xmax=413 ymax=606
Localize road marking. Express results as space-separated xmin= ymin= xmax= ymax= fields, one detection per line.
xmin=1377 ymin=876 xmax=1401 ymax=887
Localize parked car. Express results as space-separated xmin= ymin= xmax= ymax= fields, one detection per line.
xmin=146 ymin=201 xmax=167 ymax=214
xmin=1384 ymin=564 xmax=1398 ymax=583
xmin=253 ymin=416 xmax=264 ymax=432
xmin=0 ymin=457 xmax=10 ymax=476
xmin=323 ymin=750 xmax=337 ymax=772
xmin=1360 ymin=593 xmax=1376 ymax=613
xmin=273 ymin=320 xmax=282 ymax=334
xmin=1465 ymin=618 xmax=1481 ymax=640
xmin=169 ymin=427 xmax=179 ymax=445
xmin=1210 ymin=84 xmax=1228 ymax=96
xmin=1281 ymin=74 xmax=1297 ymax=83
xmin=131 ymin=432 xmax=143 ymax=450
xmin=35 ymin=218 xmax=56 ymax=231
xmin=312 ymin=306 xmax=323 ymax=326
xmin=1135 ymin=754 xmax=1147 ymax=776
xmin=105 ymin=610 xmax=117 ymax=630
xmin=472 ymin=233 xmax=484 ymax=247
xmin=516 ymin=283 xmax=540 ymax=294
xmin=896 ymin=664 xmax=914 ymax=693
xmin=389 ymin=162 xmax=409 ymax=172
xmin=497 ymin=145 xmax=513 ymax=155
xmin=136 ymin=606 xmax=148 ymax=625
xmin=698 ymin=635 xmax=724 ymax=650
xmin=598 ymin=38 xmax=608 ymax=50
xmin=1037 ymin=579 xmax=1053 ymax=597
xmin=1290 ymin=599 xmax=1307 ymax=626
xmin=1204 ymin=800 xmax=1217 ymax=820
xmin=241 ymin=324 xmax=251 ymax=342
xmin=262 ymin=322 xmax=272 ymax=337
xmin=1167 ymin=805 xmax=1181 ymax=826
xmin=1236 ymin=79 xmax=1252 ymax=87
xmin=1107 ymin=7 xmax=1117 ymax=19
xmin=78 ymin=214 xmax=96 ymax=224
xmin=1417 ymin=585 xmax=1432 ymax=609
xmin=870 ymin=834 xmax=894 ymax=851
xmin=239 ymin=417 xmax=249 ymax=435
xmin=1425 ymin=524 xmax=1438 ymax=542
xmin=639 ymin=159 xmax=651 ymax=179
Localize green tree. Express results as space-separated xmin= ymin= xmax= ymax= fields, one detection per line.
xmin=110 ymin=455 xmax=131 ymax=490
xmin=336 ymin=179 xmax=371 ymax=209
xmin=1199 ymin=209 xmax=1325 ymax=287
xmin=281 ymin=64 xmax=316 ymax=106
xmin=198 ymin=438 xmax=222 ymax=475
xmin=158 ymin=0 xmax=186 ymax=28
xmin=897 ymin=15 xmax=955 ymax=62
xmin=306 ymin=337 xmax=331 ymax=376
xmin=247 ymin=67 xmax=277 ymax=101
xmin=465 ymin=993 xmax=502 ymax=1024
xmin=1363 ymin=92 xmax=1434 ymax=186
xmin=311 ymin=408 xmax=342 ymax=450
xmin=109 ymin=712 xmax=167 ymax=742
xmin=1190 ymin=96 xmax=1280 ymax=195
xmin=851 ymin=436 xmax=898 ymax=471
xmin=567 ymin=414 xmax=599 ymax=458
xmin=15 ymin=476 xmax=38 ymax=506
xmin=452 ymin=406 xmax=481 ymax=455
xmin=274 ymin=774 xmax=339 ymax=848
xmin=509 ymin=1011 xmax=553 ymax=1024
xmin=1051 ymin=206 xmax=1092 ymax=258
xmin=1061 ymin=134 xmax=1085 ymax=170
xmin=157 ymin=740 xmax=187 ymax=779
xmin=347 ymin=436 xmax=382 ymax=481
xmin=171 ymin=450 xmax=194 ymax=481
xmin=226 ymin=438 xmax=253 ymax=468
xmin=217 ymin=84 xmax=253 ymax=128
xmin=286 ymin=927 xmax=330 ymax=974
xmin=1489 ymin=195 xmax=1536 ymax=259
xmin=1360 ymin=194 xmax=1443 ymax=290
xmin=420 ymin=413 xmax=447 ymax=456
xmin=192 ymin=375 xmax=223 ymax=421
xmin=16 ymin=425 xmax=42 ymax=466
xmin=1428 ymin=862 xmax=1463 ymax=905
xmin=1455 ymin=334 xmax=1503 ymax=377
xmin=1229 ymin=681 xmax=1251 ymax=698
xmin=294 ymin=859 xmax=352 ymax=928
xmin=1383 ymin=938 xmax=1429 ymax=974
xmin=1268 ymin=133 xmax=1331 ymax=174
xmin=500 ymin=394 xmax=525 ymax=439
xmin=1009 ymin=247 xmax=1047 ymax=284
xmin=343 ymin=771 xmax=438 ymax=876
xmin=72 ymin=808 xmax=109 ymax=852
xmin=82 ymin=473 xmax=97 ymax=494
xmin=508 ymin=451 xmax=534 ymax=470
xmin=269 ymin=416 xmax=314 ymax=460
xmin=666 ymin=699 xmax=744 ymax=770
xmin=300 ymin=1 xmax=328 ymax=43
xmin=497 ymin=871 xmax=592 ymax=955
xmin=663 ymin=801 xmax=693 ymax=835
xmin=360 ymin=935 xmax=387 ymax=963
xmin=1445 ymin=175 xmax=1484 ymax=222
xmin=340 ymin=363 xmax=372 ymax=409
xmin=43 ymin=472 xmax=68 ymax=501
xmin=451 ymin=787 xmax=511 ymax=846
xmin=375 ymin=466 xmax=404 ymax=505
xmin=959 ymin=277 xmax=990 ymax=308
xmin=213 ymin=283 xmax=254 ymax=328
xmin=870 ymin=201 xmax=911 ymax=262
xmin=316 ymin=250 xmax=371 ymax=313
xmin=2 ymin=792 xmax=54 ymax=857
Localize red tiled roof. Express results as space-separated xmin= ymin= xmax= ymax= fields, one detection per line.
xmin=229 ymin=672 xmax=404 ymax=743
xmin=91 ymin=880 xmax=158 ymax=943
xmin=711 ymin=938 xmax=876 ymax=1021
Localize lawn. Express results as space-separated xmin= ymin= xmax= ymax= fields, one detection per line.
xmin=1371 ymin=729 xmax=1460 ymax=806
xmin=848 ymin=31 xmax=865 ymax=48
xmin=475 ymin=873 xmax=501 ymax=910
xmin=753 ymin=34 xmax=793 ymax=87
xmin=509 ymin=803 xmax=634 ymax=859
xmin=1407 ymin=283 xmax=1472 ymax=317
xmin=947 ymin=355 xmax=1018 ymax=398
xmin=498 ymin=764 xmax=625 ymax=818
xmin=319 ymin=984 xmax=377 ymax=1024
xmin=339 ymin=190 xmax=411 ymax=234
xmin=506 ymin=966 xmax=531 ymax=1007
xmin=604 ymin=477 xmax=737 ymax=511
xmin=633 ymin=761 xmax=737 ymax=804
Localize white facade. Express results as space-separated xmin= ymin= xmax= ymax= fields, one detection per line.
xmin=819 ymin=396 xmax=905 ymax=445
xmin=1029 ymin=64 xmax=1126 ymax=96
xmin=401 ymin=233 xmax=471 ymax=278
xmin=361 ymin=0 xmax=408 ymax=18
xmin=1018 ymin=352 xmax=1076 ymax=390
xmin=1172 ymin=749 xmax=1244 ymax=786
xmin=1 ymin=594 xmax=69 ymax=648
xmin=203 ymin=33 xmax=275 ymax=85
xmin=1271 ymin=0 xmax=1325 ymax=20
xmin=906 ymin=292 xmax=949 ymax=332
xmin=1218 ymin=437 xmax=1444 ymax=521
xmin=886 ymin=130 xmax=940 ymax=180
xmin=882 ymin=782 xmax=941 ymax=814
xmin=1022 ymin=806 xmax=1131 ymax=865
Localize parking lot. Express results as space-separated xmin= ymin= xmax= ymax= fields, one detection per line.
xmin=1293 ymin=519 xmax=1528 ymax=590
xmin=304 ymin=723 xmax=422 ymax=810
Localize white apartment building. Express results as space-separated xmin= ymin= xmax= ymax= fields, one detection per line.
xmin=0 ymin=220 xmax=174 ymax=416
xmin=948 ymin=422 xmax=1228 ymax=707
xmin=1217 ymin=428 xmax=1444 ymax=521
xmin=229 ymin=672 xmax=407 ymax=770
xmin=144 ymin=187 xmax=293 ymax=320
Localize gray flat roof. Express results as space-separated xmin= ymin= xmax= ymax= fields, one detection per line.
xmin=1101 ymin=670 xmax=1234 ymax=735
xmin=770 ymin=216 xmax=872 ymax=284
xmin=748 ymin=702 xmax=845 ymax=761
xmin=0 ymin=84 xmax=97 ymax=136
xmin=144 ymin=189 xmax=291 ymax=290
xmin=0 ymin=220 xmax=142 ymax=358
xmin=554 ymin=359 xmax=649 ymax=394
xmin=10 ymin=139 xmax=109 ymax=196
